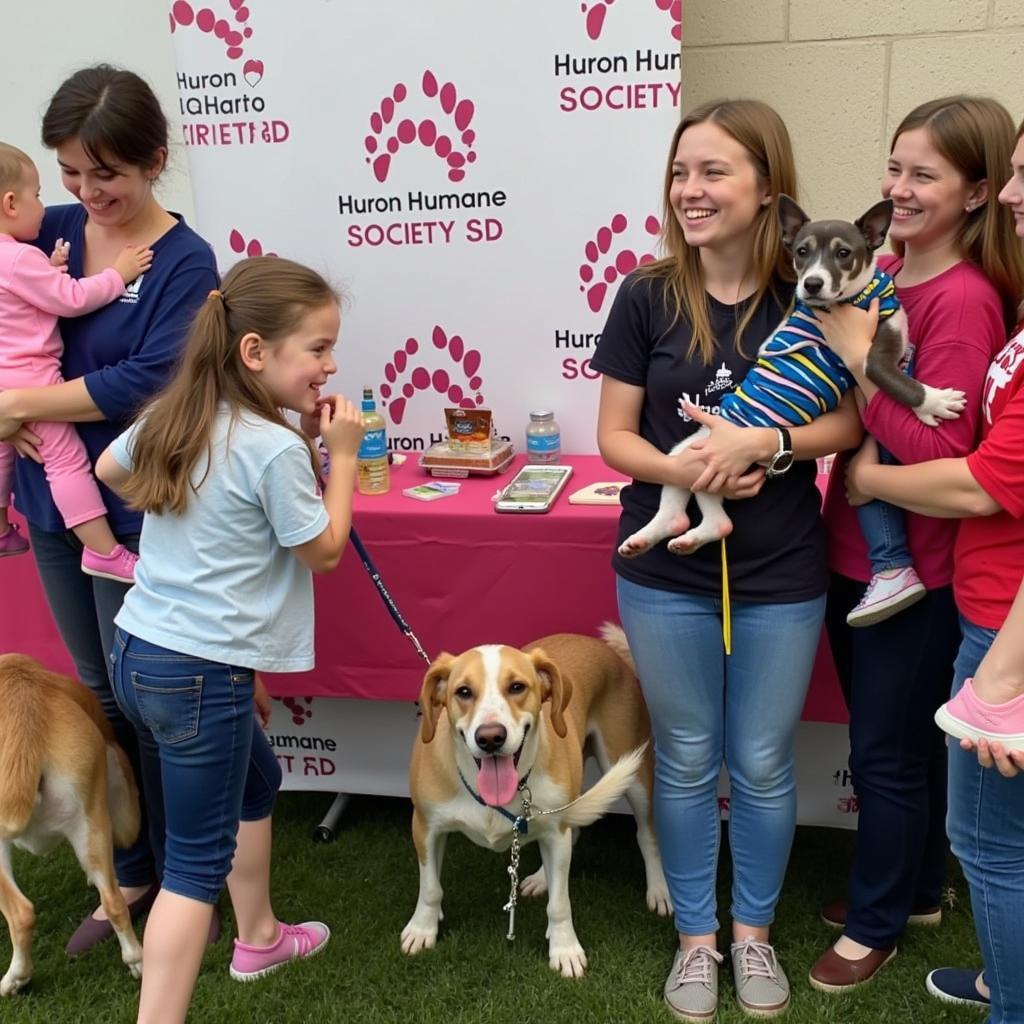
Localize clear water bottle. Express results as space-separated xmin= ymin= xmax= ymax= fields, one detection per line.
xmin=357 ymin=387 xmax=390 ymax=495
xmin=526 ymin=409 xmax=561 ymax=464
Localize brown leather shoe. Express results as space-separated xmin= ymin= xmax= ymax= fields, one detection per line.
xmin=820 ymin=899 xmax=942 ymax=929
xmin=809 ymin=944 xmax=897 ymax=992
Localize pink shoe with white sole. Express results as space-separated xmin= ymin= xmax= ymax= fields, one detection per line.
xmin=229 ymin=921 xmax=330 ymax=982
xmin=81 ymin=544 xmax=138 ymax=583
xmin=935 ymin=677 xmax=1024 ymax=751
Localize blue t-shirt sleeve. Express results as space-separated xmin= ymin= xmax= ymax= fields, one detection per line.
xmin=83 ymin=257 xmax=218 ymax=422
xmin=108 ymin=421 xmax=142 ymax=471
xmin=255 ymin=443 xmax=330 ymax=548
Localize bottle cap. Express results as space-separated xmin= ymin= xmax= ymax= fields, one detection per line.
xmin=362 ymin=386 xmax=375 ymax=411
xmin=529 ymin=409 xmax=554 ymax=421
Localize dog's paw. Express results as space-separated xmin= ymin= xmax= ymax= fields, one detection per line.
xmin=400 ymin=918 xmax=439 ymax=956
xmin=549 ymin=939 xmax=588 ymax=979
xmin=126 ymin=959 xmax=143 ymax=981
xmin=915 ymin=385 xmax=967 ymax=425
xmin=646 ymin=881 xmax=673 ymax=917
xmin=0 ymin=971 xmax=30 ymax=997
xmin=618 ymin=532 xmax=654 ymax=559
xmin=520 ymin=866 xmax=548 ymax=898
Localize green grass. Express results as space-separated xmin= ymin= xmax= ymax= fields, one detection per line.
xmin=1 ymin=793 xmax=985 ymax=1023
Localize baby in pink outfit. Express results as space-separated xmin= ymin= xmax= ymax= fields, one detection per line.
xmin=0 ymin=142 xmax=151 ymax=581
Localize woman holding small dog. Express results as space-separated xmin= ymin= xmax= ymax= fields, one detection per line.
xmin=0 ymin=66 xmax=218 ymax=953
xmin=593 ymin=99 xmax=863 ymax=1021
xmin=811 ymin=95 xmax=1024 ymax=992
xmin=96 ymin=257 xmax=366 ymax=1023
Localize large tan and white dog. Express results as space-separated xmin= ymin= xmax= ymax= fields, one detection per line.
xmin=0 ymin=654 xmax=143 ymax=995
xmin=402 ymin=626 xmax=670 ymax=978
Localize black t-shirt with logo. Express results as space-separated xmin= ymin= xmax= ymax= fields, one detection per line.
xmin=590 ymin=272 xmax=828 ymax=603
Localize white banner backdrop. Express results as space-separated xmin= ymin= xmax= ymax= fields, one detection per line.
xmin=168 ymin=0 xmax=682 ymax=453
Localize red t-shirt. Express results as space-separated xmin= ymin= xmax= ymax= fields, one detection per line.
xmin=955 ymin=325 xmax=1024 ymax=628
xmin=824 ymin=257 xmax=1006 ymax=586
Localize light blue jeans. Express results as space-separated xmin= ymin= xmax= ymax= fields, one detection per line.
xmin=947 ymin=615 xmax=1024 ymax=1024
xmin=617 ymin=577 xmax=826 ymax=935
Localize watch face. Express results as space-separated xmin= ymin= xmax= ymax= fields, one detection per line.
xmin=770 ymin=452 xmax=795 ymax=475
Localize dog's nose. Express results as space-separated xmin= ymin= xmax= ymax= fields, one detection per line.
xmin=475 ymin=723 xmax=507 ymax=753
xmin=803 ymin=276 xmax=824 ymax=295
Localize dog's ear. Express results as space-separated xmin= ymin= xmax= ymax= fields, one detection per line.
xmin=418 ymin=653 xmax=454 ymax=744
xmin=856 ymin=199 xmax=894 ymax=251
xmin=777 ymin=194 xmax=810 ymax=249
xmin=530 ymin=648 xmax=573 ymax=739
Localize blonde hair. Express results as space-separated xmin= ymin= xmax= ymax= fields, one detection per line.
xmin=0 ymin=142 xmax=33 ymax=194
xmin=121 ymin=257 xmax=339 ymax=515
xmin=890 ymin=95 xmax=1024 ymax=331
xmin=636 ymin=99 xmax=798 ymax=365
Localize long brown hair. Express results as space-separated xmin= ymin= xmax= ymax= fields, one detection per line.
xmin=890 ymin=95 xmax=1024 ymax=331
xmin=122 ymin=257 xmax=339 ymax=515
xmin=637 ymin=98 xmax=798 ymax=364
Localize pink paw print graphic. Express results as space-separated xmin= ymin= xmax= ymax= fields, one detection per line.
xmin=170 ymin=0 xmax=260 ymax=72
xmin=280 ymin=696 xmax=313 ymax=727
xmin=379 ymin=326 xmax=484 ymax=426
xmin=229 ymin=229 xmax=277 ymax=258
xmin=364 ymin=71 xmax=476 ymax=184
xmin=581 ymin=0 xmax=681 ymax=42
xmin=579 ymin=213 xmax=660 ymax=314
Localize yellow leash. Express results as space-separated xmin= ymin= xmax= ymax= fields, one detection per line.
xmin=720 ymin=538 xmax=732 ymax=655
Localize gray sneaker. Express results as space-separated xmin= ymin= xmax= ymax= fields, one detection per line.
xmin=664 ymin=945 xmax=724 ymax=1021
xmin=730 ymin=939 xmax=790 ymax=1017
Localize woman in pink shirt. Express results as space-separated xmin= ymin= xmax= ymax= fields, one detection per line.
xmin=807 ymin=96 xmax=1024 ymax=993
xmin=0 ymin=142 xmax=150 ymax=580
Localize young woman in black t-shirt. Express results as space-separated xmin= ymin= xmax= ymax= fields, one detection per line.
xmin=592 ymin=99 xmax=862 ymax=1020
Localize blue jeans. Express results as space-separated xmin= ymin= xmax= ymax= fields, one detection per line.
xmin=855 ymin=446 xmax=912 ymax=574
xmin=111 ymin=630 xmax=282 ymax=904
xmin=27 ymin=523 xmax=160 ymax=888
xmin=948 ymin=616 xmax=1024 ymax=1024
xmin=617 ymin=577 xmax=826 ymax=934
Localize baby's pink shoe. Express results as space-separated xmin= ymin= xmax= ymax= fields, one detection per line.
xmin=81 ymin=544 xmax=138 ymax=583
xmin=229 ymin=921 xmax=330 ymax=982
xmin=0 ymin=523 xmax=30 ymax=557
xmin=935 ymin=677 xmax=1024 ymax=750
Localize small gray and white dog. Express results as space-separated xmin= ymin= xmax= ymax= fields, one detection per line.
xmin=619 ymin=196 xmax=966 ymax=558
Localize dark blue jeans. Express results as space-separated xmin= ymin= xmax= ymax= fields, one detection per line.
xmin=948 ymin=616 xmax=1024 ymax=1024
xmin=826 ymin=572 xmax=960 ymax=948
xmin=27 ymin=522 xmax=160 ymax=888
xmin=111 ymin=630 xmax=281 ymax=904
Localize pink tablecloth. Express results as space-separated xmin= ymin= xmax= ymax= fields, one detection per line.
xmin=0 ymin=454 xmax=847 ymax=722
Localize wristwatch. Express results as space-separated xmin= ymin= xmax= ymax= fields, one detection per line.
xmin=765 ymin=427 xmax=794 ymax=479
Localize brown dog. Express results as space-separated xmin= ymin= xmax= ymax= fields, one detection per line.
xmin=403 ymin=626 xmax=670 ymax=978
xmin=0 ymin=654 xmax=143 ymax=995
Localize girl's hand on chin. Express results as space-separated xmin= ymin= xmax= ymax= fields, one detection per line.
xmin=300 ymin=401 xmax=328 ymax=439
xmin=320 ymin=396 xmax=367 ymax=457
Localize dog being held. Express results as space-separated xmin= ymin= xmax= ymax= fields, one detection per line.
xmin=0 ymin=654 xmax=143 ymax=995
xmin=619 ymin=195 xmax=967 ymax=557
xmin=402 ymin=626 xmax=670 ymax=978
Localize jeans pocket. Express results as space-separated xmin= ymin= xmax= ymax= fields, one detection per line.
xmin=131 ymin=672 xmax=204 ymax=745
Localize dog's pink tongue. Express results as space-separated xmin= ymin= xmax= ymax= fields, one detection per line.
xmin=477 ymin=756 xmax=519 ymax=807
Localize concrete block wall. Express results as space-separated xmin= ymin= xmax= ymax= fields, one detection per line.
xmin=682 ymin=1 xmax=1024 ymax=221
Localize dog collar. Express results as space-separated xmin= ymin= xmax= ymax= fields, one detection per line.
xmin=457 ymin=765 xmax=533 ymax=833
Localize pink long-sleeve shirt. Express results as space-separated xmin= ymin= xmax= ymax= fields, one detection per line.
xmin=0 ymin=233 xmax=124 ymax=379
xmin=823 ymin=256 xmax=1007 ymax=588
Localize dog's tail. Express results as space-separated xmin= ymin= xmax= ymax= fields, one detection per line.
xmin=598 ymin=622 xmax=636 ymax=675
xmin=105 ymin=745 xmax=141 ymax=849
xmin=560 ymin=744 xmax=646 ymax=829
xmin=0 ymin=656 xmax=46 ymax=835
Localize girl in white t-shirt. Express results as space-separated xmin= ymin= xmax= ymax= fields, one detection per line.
xmin=96 ymin=256 xmax=365 ymax=1024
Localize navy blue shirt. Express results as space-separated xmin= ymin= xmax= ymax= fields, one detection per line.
xmin=590 ymin=272 xmax=828 ymax=604
xmin=15 ymin=204 xmax=218 ymax=533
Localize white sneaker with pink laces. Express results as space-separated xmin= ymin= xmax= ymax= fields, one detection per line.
xmin=229 ymin=921 xmax=330 ymax=982
xmin=846 ymin=566 xmax=926 ymax=628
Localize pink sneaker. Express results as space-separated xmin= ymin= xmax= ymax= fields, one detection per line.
xmin=846 ymin=566 xmax=926 ymax=628
xmin=935 ymin=677 xmax=1024 ymax=750
xmin=0 ymin=523 xmax=30 ymax=557
xmin=229 ymin=921 xmax=330 ymax=982
xmin=81 ymin=544 xmax=138 ymax=583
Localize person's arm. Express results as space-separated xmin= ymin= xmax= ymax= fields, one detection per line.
xmin=95 ymin=445 xmax=133 ymax=495
xmin=291 ymin=398 xmax=366 ymax=573
xmin=596 ymin=376 xmax=764 ymax=499
xmin=6 ymin=244 xmax=126 ymax=317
